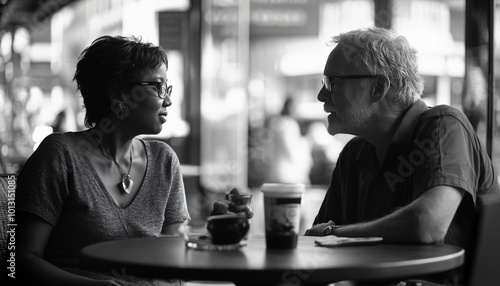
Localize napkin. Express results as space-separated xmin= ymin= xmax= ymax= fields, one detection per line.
xmin=314 ymin=236 xmax=383 ymax=247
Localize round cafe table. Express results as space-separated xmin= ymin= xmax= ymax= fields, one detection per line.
xmin=80 ymin=235 xmax=464 ymax=286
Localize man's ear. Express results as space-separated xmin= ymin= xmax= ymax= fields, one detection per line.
xmin=371 ymin=75 xmax=391 ymax=103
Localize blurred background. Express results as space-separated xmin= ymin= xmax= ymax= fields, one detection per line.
xmin=0 ymin=0 xmax=499 ymax=231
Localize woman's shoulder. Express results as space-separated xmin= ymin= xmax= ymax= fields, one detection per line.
xmin=31 ymin=132 xmax=96 ymax=164
xmin=141 ymin=139 xmax=177 ymax=159
xmin=41 ymin=131 xmax=69 ymax=141
xmin=36 ymin=132 xmax=76 ymax=152
xmin=18 ymin=133 xmax=80 ymax=179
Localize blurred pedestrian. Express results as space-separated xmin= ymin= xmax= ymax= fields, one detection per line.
xmin=265 ymin=96 xmax=312 ymax=185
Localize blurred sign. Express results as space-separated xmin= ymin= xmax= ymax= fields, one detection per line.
xmin=159 ymin=12 xmax=187 ymax=51
xmin=250 ymin=0 xmax=319 ymax=38
xmin=208 ymin=0 xmax=320 ymax=39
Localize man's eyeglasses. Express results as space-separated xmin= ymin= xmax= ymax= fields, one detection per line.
xmin=132 ymin=82 xmax=172 ymax=99
xmin=322 ymin=75 xmax=377 ymax=92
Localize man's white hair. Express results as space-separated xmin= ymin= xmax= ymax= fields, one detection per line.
xmin=332 ymin=27 xmax=424 ymax=109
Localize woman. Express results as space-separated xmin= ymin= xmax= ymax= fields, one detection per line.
xmin=17 ymin=36 xmax=189 ymax=285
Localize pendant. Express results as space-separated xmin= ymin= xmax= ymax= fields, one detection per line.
xmin=121 ymin=174 xmax=134 ymax=194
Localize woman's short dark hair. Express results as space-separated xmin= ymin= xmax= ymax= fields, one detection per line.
xmin=73 ymin=35 xmax=168 ymax=127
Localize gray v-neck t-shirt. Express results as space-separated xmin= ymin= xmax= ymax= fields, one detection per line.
xmin=17 ymin=132 xmax=189 ymax=283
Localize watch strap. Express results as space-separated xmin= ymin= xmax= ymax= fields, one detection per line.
xmin=322 ymin=225 xmax=340 ymax=236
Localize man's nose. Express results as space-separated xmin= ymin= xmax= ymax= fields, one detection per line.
xmin=317 ymin=86 xmax=329 ymax=102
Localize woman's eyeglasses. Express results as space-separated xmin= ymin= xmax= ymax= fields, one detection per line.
xmin=322 ymin=75 xmax=377 ymax=92
xmin=131 ymin=82 xmax=172 ymax=99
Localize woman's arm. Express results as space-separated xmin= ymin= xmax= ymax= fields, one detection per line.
xmin=18 ymin=212 xmax=120 ymax=286
xmin=161 ymin=222 xmax=184 ymax=236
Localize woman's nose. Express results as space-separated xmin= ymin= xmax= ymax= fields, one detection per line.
xmin=163 ymin=96 xmax=172 ymax=107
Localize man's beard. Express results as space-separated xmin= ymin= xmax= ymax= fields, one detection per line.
xmin=328 ymin=85 xmax=372 ymax=135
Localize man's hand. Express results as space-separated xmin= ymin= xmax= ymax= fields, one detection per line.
xmin=304 ymin=220 xmax=335 ymax=236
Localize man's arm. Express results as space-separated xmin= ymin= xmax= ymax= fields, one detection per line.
xmin=306 ymin=185 xmax=464 ymax=244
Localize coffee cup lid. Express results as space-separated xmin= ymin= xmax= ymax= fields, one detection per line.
xmin=261 ymin=183 xmax=305 ymax=197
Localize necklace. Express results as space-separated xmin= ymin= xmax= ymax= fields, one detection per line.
xmin=96 ymin=139 xmax=134 ymax=194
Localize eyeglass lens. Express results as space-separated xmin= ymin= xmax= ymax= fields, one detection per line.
xmin=322 ymin=77 xmax=332 ymax=91
xmin=165 ymin=85 xmax=172 ymax=97
xmin=156 ymin=82 xmax=172 ymax=99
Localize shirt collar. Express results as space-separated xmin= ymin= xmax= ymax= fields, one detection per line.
xmin=356 ymin=99 xmax=428 ymax=162
xmin=390 ymin=99 xmax=428 ymax=144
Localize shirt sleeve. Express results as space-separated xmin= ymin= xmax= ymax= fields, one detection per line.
xmin=161 ymin=145 xmax=190 ymax=226
xmin=411 ymin=111 xmax=483 ymax=201
xmin=16 ymin=133 xmax=71 ymax=226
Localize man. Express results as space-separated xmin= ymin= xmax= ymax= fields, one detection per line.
xmin=304 ymin=27 xmax=499 ymax=285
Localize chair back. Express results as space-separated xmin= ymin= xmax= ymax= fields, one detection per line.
xmin=467 ymin=199 xmax=500 ymax=286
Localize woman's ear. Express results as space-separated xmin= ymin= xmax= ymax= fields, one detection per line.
xmin=108 ymin=84 xmax=126 ymax=102
xmin=110 ymin=97 xmax=126 ymax=120
xmin=371 ymin=75 xmax=391 ymax=103
xmin=107 ymin=86 xmax=128 ymax=120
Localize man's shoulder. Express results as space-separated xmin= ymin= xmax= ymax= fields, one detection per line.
xmin=416 ymin=104 xmax=476 ymax=136
xmin=421 ymin=104 xmax=468 ymax=121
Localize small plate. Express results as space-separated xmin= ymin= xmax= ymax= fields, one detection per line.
xmin=185 ymin=234 xmax=247 ymax=251
xmin=314 ymin=236 xmax=383 ymax=247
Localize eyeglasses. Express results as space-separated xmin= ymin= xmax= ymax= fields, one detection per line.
xmin=131 ymin=82 xmax=172 ymax=99
xmin=322 ymin=75 xmax=377 ymax=92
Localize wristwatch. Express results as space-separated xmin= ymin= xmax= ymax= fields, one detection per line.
xmin=322 ymin=225 xmax=340 ymax=236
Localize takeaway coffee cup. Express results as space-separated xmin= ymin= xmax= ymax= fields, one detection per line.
xmin=261 ymin=183 xmax=305 ymax=249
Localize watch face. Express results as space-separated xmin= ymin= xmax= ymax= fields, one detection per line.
xmin=322 ymin=225 xmax=333 ymax=236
